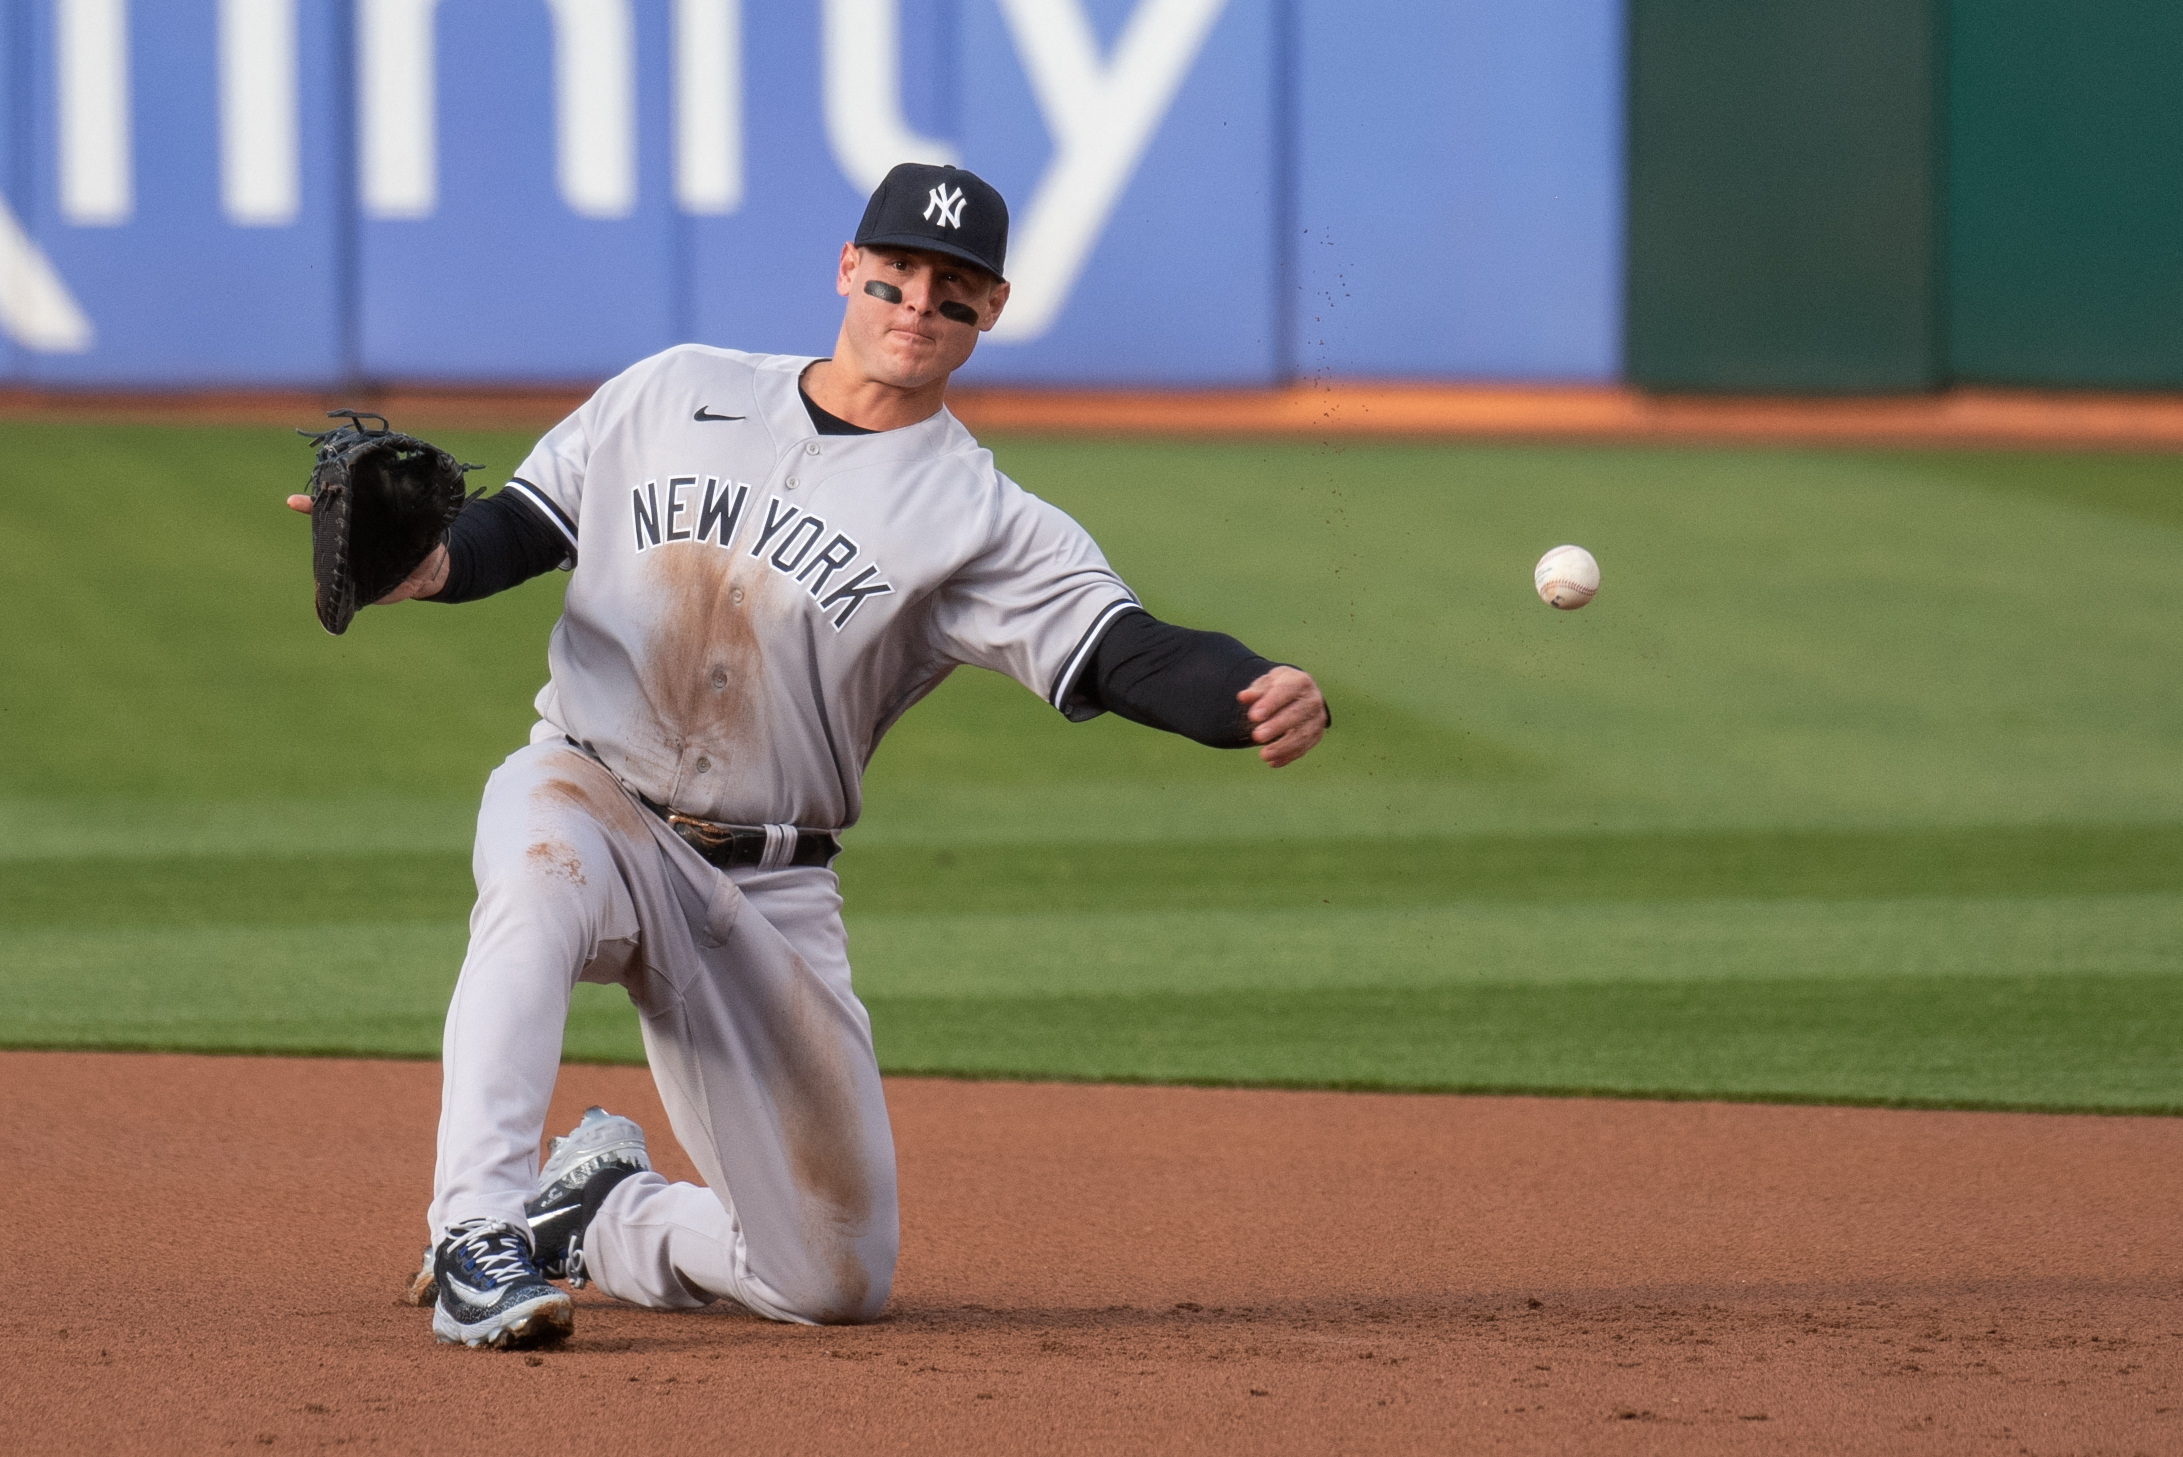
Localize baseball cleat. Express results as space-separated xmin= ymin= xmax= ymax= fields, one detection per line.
xmin=431 ymin=1220 xmax=574 ymax=1349
xmin=527 ymin=1106 xmax=651 ymax=1286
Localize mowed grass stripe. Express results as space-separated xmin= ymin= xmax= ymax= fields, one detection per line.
xmin=866 ymin=974 xmax=2183 ymax=1114
xmin=10 ymin=823 xmax=2183 ymax=928
xmin=849 ymin=894 xmax=2183 ymax=996
xmin=840 ymin=823 xmax=2183 ymax=913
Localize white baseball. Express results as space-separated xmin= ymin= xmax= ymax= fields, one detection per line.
xmin=1534 ymin=544 xmax=1600 ymax=610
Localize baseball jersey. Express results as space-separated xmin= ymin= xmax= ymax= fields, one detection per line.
xmin=504 ymin=344 xmax=1140 ymax=831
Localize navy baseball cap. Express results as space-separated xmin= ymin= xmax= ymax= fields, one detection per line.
xmin=853 ymin=163 xmax=1009 ymax=281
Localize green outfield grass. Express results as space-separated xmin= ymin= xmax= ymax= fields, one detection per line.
xmin=1 ymin=421 xmax=2178 ymax=1111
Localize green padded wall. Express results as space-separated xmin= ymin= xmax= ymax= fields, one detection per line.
xmin=1949 ymin=2 xmax=2183 ymax=388
xmin=1627 ymin=0 xmax=1942 ymax=392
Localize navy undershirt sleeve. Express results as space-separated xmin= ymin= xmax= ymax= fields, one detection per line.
xmin=1068 ymin=608 xmax=1295 ymax=749
xmin=430 ymin=490 xmax=570 ymax=604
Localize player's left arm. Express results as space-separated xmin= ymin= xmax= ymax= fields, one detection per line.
xmin=1070 ymin=610 xmax=1329 ymax=768
xmin=937 ymin=480 xmax=1327 ymax=767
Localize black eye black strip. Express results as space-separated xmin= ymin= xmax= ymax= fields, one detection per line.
xmin=863 ymin=279 xmax=903 ymax=304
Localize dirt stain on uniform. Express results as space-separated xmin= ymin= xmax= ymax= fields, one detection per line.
xmin=641 ymin=548 xmax=766 ymax=768
xmin=531 ymin=750 xmax=654 ymax=843
xmin=525 ymin=839 xmax=586 ymax=885
xmin=528 ymin=752 xmax=656 ymax=1004
xmin=766 ymin=954 xmax=879 ymax=1322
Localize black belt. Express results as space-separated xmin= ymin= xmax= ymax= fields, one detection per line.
xmin=638 ymin=794 xmax=840 ymax=870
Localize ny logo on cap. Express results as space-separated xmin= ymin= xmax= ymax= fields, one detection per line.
xmin=923 ymin=184 xmax=967 ymax=229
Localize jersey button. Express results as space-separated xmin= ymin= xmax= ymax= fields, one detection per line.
xmin=804 ymin=442 xmax=821 ymax=456
xmin=710 ymin=668 xmax=727 ymax=690
xmin=730 ymin=587 xmax=744 ymax=605
xmin=786 ymin=476 xmax=799 ymax=489
xmin=694 ymin=757 xmax=711 ymax=774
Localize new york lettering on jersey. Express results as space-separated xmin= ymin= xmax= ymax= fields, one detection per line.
xmin=629 ymin=477 xmax=894 ymax=629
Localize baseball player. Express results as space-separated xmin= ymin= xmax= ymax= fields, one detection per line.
xmin=300 ymin=163 xmax=1328 ymax=1348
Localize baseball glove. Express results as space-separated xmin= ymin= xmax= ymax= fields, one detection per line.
xmin=301 ymin=410 xmax=479 ymax=635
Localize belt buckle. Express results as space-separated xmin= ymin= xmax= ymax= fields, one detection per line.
xmin=666 ymin=812 xmax=735 ymax=852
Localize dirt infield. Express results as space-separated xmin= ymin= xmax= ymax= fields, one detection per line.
xmin=6 ymin=383 xmax=2183 ymax=448
xmin=6 ymin=1051 xmax=2179 ymax=1455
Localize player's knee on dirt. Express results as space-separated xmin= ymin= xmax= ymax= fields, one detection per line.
xmin=767 ymin=1242 xmax=895 ymax=1325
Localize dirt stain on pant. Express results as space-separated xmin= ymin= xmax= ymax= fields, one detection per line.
xmin=531 ymin=750 xmax=655 ymax=843
xmin=767 ymin=953 xmax=880 ymax=1323
xmin=525 ymin=839 xmax=586 ymax=884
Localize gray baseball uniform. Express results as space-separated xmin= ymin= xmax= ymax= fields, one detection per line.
xmin=428 ymin=344 xmax=1139 ymax=1323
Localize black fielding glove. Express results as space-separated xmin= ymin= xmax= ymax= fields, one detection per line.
xmin=301 ymin=410 xmax=479 ymax=634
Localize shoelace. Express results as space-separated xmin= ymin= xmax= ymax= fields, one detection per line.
xmin=446 ymin=1221 xmax=534 ymax=1285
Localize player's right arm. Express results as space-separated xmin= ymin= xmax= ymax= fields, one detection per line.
xmin=284 ymin=484 xmax=566 ymax=604
xmin=283 ymin=491 xmax=452 ymax=603
xmin=282 ymin=384 xmax=591 ymax=608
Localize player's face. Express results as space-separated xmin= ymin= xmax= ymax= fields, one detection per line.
xmin=834 ymin=245 xmax=1010 ymax=389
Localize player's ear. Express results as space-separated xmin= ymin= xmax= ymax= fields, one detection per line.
xmin=979 ymin=279 xmax=1010 ymax=332
xmin=835 ymin=243 xmax=860 ymax=298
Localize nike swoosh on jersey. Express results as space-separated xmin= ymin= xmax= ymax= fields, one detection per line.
xmin=693 ymin=407 xmax=745 ymax=422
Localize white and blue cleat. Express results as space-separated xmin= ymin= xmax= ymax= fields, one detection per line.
xmin=430 ymin=1219 xmax=575 ymax=1349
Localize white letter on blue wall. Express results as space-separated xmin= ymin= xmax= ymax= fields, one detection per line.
xmin=220 ymin=0 xmax=300 ymax=226
xmin=359 ymin=0 xmax=439 ymax=219
xmin=545 ymin=0 xmax=637 ymax=219
xmin=991 ymin=0 xmax=1227 ymax=341
xmin=675 ymin=0 xmax=742 ymax=214
xmin=0 ymin=198 xmax=95 ymax=350
xmin=823 ymin=0 xmax=957 ymax=193
xmin=58 ymin=0 xmax=132 ymax=226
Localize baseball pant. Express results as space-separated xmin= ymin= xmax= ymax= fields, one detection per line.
xmin=427 ymin=736 xmax=899 ymax=1324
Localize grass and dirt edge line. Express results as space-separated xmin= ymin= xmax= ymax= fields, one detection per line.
xmin=4 ymin=1038 xmax=2175 ymax=1119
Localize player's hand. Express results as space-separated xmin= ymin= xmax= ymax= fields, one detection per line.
xmin=1238 ymin=666 xmax=1327 ymax=768
xmin=375 ymin=543 xmax=451 ymax=603
xmin=284 ymin=494 xmax=451 ymax=603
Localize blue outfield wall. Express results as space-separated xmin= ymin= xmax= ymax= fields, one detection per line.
xmin=0 ymin=0 xmax=1625 ymax=389
xmin=1297 ymin=0 xmax=1625 ymax=382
